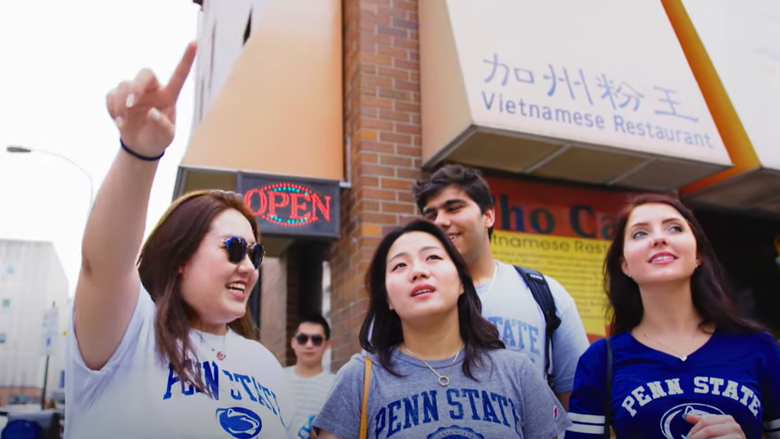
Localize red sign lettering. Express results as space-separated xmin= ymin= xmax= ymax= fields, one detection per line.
xmin=244 ymin=183 xmax=332 ymax=227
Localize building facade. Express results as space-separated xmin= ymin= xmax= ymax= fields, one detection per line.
xmin=0 ymin=239 xmax=69 ymax=406
xmin=177 ymin=0 xmax=780 ymax=370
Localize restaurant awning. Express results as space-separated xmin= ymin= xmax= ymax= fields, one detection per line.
xmin=670 ymin=0 xmax=780 ymax=216
xmin=174 ymin=0 xmax=344 ymax=252
xmin=175 ymin=0 xmax=344 ymax=196
xmin=419 ymin=0 xmax=733 ymax=193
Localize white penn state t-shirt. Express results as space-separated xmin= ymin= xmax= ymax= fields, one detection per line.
xmin=478 ymin=261 xmax=589 ymax=393
xmin=65 ymin=287 xmax=293 ymax=439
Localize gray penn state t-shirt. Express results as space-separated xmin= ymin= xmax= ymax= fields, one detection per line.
xmin=313 ymin=348 xmax=570 ymax=439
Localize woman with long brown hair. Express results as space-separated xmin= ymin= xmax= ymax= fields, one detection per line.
xmin=64 ymin=43 xmax=292 ymax=438
xmin=566 ymin=194 xmax=780 ymax=439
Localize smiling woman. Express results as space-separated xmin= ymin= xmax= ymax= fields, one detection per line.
xmin=311 ymin=219 xmax=571 ymax=439
xmin=566 ymin=194 xmax=780 ymax=439
xmin=64 ymin=43 xmax=293 ymax=439
xmin=137 ymin=190 xmax=266 ymax=382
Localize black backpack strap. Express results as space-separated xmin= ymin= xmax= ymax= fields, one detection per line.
xmin=604 ymin=336 xmax=613 ymax=439
xmin=513 ymin=266 xmax=561 ymax=387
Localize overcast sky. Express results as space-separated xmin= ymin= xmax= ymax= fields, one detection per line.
xmin=0 ymin=1 xmax=201 ymax=296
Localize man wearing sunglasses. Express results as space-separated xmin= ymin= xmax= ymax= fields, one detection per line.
xmin=284 ymin=314 xmax=335 ymax=439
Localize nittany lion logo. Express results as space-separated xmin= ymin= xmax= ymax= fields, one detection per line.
xmin=216 ymin=407 xmax=263 ymax=439
xmin=660 ymin=403 xmax=725 ymax=439
xmin=297 ymin=415 xmax=316 ymax=439
xmin=426 ymin=425 xmax=485 ymax=439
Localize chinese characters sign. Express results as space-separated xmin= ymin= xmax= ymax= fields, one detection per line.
xmin=423 ymin=0 xmax=732 ymax=167
xmin=239 ymin=174 xmax=340 ymax=239
xmin=480 ymin=54 xmax=714 ymax=149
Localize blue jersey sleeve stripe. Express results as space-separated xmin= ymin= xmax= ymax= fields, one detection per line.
xmin=569 ymin=413 xmax=605 ymax=424
xmin=567 ymin=423 xmax=605 ymax=435
xmin=765 ymin=419 xmax=780 ymax=431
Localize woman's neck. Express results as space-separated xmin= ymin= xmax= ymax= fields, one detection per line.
xmin=635 ymin=280 xmax=703 ymax=335
xmin=399 ymin=313 xmax=463 ymax=360
xmin=194 ymin=319 xmax=229 ymax=335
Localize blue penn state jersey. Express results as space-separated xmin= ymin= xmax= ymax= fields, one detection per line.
xmin=566 ymin=329 xmax=780 ymax=439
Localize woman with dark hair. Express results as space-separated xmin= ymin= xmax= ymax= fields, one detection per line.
xmin=64 ymin=43 xmax=292 ymax=438
xmin=313 ymin=219 xmax=570 ymax=439
xmin=566 ymin=194 xmax=780 ymax=439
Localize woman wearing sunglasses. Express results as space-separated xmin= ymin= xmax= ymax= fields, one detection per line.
xmin=64 ymin=43 xmax=293 ymax=439
xmin=312 ymin=220 xmax=570 ymax=439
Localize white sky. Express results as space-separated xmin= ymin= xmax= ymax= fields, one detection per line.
xmin=0 ymin=1 xmax=201 ymax=297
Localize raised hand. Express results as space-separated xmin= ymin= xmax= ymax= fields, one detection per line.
xmin=685 ymin=414 xmax=746 ymax=439
xmin=106 ymin=41 xmax=197 ymax=159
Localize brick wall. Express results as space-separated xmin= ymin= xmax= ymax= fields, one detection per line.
xmin=260 ymin=256 xmax=290 ymax=364
xmin=330 ymin=0 xmax=422 ymax=370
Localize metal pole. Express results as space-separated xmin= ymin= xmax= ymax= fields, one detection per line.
xmin=34 ymin=149 xmax=94 ymax=202
xmin=40 ymin=354 xmax=50 ymax=410
xmin=5 ymin=145 xmax=95 ymax=205
xmin=40 ymin=301 xmax=56 ymax=410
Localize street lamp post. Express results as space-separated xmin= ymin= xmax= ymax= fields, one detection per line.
xmin=5 ymin=145 xmax=93 ymax=407
xmin=5 ymin=145 xmax=94 ymax=204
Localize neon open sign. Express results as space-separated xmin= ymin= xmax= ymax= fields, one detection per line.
xmin=243 ymin=183 xmax=332 ymax=227
xmin=238 ymin=174 xmax=340 ymax=239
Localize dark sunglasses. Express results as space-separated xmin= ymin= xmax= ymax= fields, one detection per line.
xmin=295 ymin=333 xmax=324 ymax=346
xmin=223 ymin=237 xmax=265 ymax=269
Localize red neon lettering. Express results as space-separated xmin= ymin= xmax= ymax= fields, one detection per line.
xmin=268 ymin=192 xmax=290 ymax=217
xmin=245 ymin=183 xmax=331 ymax=227
xmin=311 ymin=194 xmax=331 ymax=222
xmin=290 ymin=193 xmax=312 ymax=220
xmin=243 ymin=188 xmax=267 ymax=216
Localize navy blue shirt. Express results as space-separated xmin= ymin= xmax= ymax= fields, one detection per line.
xmin=566 ymin=329 xmax=780 ymax=439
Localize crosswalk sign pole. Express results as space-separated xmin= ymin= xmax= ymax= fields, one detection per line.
xmin=40 ymin=350 xmax=50 ymax=410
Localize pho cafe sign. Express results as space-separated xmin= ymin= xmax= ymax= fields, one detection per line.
xmin=419 ymin=0 xmax=734 ymax=193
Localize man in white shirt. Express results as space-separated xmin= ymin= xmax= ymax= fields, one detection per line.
xmin=411 ymin=164 xmax=590 ymax=410
xmin=284 ymin=314 xmax=335 ymax=439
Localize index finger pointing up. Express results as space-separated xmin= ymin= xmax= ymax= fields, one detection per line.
xmin=165 ymin=41 xmax=198 ymax=99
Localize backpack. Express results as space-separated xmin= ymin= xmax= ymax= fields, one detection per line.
xmin=513 ymin=266 xmax=562 ymax=388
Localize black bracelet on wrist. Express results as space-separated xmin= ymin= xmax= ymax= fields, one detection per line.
xmin=120 ymin=139 xmax=165 ymax=161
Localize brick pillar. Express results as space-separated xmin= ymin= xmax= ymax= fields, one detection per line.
xmin=260 ymin=256 xmax=288 ymax=363
xmin=330 ymin=0 xmax=422 ymax=370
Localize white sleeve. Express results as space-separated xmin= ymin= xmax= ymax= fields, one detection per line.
xmin=546 ymin=275 xmax=590 ymax=393
xmin=66 ymin=286 xmax=155 ymax=409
